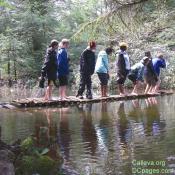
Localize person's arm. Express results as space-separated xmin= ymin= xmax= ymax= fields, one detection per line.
xmin=137 ymin=65 xmax=144 ymax=82
xmin=159 ymin=59 xmax=166 ymax=68
xmin=91 ymin=53 xmax=96 ymax=75
xmin=102 ymin=54 xmax=109 ymax=72
xmin=80 ymin=50 xmax=87 ymax=73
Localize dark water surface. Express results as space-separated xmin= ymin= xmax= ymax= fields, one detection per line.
xmin=1 ymin=95 xmax=175 ymax=175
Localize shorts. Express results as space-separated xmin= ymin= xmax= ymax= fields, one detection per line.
xmin=97 ymin=73 xmax=109 ymax=86
xmin=116 ymin=70 xmax=129 ymax=85
xmin=128 ymin=73 xmax=137 ymax=85
xmin=48 ymin=79 xmax=57 ymax=87
xmin=144 ymin=76 xmax=157 ymax=86
xmin=59 ymin=76 xmax=68 ymax=86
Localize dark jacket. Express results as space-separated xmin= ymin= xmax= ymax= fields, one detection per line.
xmin=41 ymin=48 xmax=58 ymax=80
xmin=80 ymin=48 xmax=96 ymax=75
xmin=144 ymin=59 xmax=157 ymax=80
xmin=57 ymin=48 xmax=69 ymax=77
xmin=116 ymin=51 xmax=130 ymax=76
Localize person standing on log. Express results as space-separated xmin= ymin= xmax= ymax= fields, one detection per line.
xmin=95 ymin=47 xmax=113 ymax=97
xmin=76 ymin=41 xmax=96 ymax=99
xmin=41 ymin=39 xmax=59 ymax=101
xmin=128 ymin=56 xmax=149 ymax=95
xmin=144 ymin=51 xmax=158 ymax=94
xmin=152 ymin=53 xmax=166 ymax=93
xmin=116 ymin=42 xmax=131 ymax=96
xmin=57 ymin=39 xmax=70 ymax=100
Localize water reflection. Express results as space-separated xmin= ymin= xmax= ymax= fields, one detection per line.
xmin=0 ymin=95 xmax=175 ymax=175
xmin=144 ymin=98 xmax=166 ymax=137
xmin=58 ymin=108 xmax=72 ymax=162
xmin=78 ymin=104 xmax=97 ymax=156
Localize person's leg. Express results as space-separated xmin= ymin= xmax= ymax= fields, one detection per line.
xmin=59 ymin=76 xmax=68 ymax=99
xmin=144 ymin=84 xmax=150 ymax=94
xmin=76 ymin=74 xmax=86 ymax=98
xmin=86 ymin=75 xmax=92 ymax=99
xmin=44 ymin=80 xmax=53 ymax=100
xmin=101 ymin=85 xmax=104 ymax=97
xmin=117 ymin=72 xmax=128 ymax=96
xmin=147 ymin=86 xmax=153 ymax=94
xmin=118 ymin=84 xmax=125 ymax=96
xmin=44 ymin=85 xmax=53 ymax=100
xmin=60 ymin=85 xmax=67 ymax=99
xmin=154 ymin=78 xmax=161 ymax=92
xmin=132 ymin=81 xmax=139 ymax=95
xmin=103 ymin=85 xmax=108 ymax=97
xmin=98 ymin=73 xmax=108 ymax=97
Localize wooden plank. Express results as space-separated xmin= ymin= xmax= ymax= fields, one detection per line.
xmin=11 ymin=90 xmax=173 ymax=108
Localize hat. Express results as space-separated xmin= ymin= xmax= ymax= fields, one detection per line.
xmin=141 ymin=56 xmax=149 ymax=63
xmin=51 ymin=39 xmax=58 ymax=44
xmin=89 ymin=41 xmax=96 ymax=49
xmin=119 ymin=42 xmax=128 ymax=48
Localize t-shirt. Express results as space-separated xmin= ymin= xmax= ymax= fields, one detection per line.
xmin=57 ymin=48 xmax=69 ymax=77
xmin=95 ymin=50 xmax=109 ymax=73
xmin=152 ymin=58 xmax=166 ymax=76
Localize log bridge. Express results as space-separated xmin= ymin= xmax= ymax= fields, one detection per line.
xmin=11 ymin=90 xmax=173 ymax=108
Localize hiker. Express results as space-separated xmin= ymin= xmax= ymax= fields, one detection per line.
xmin=57 ymin=39 xmax=70 ymax=100
xmin=152 ymin=53 xmax=166 ymax=92
xmin=128 ymin=56 xmax=149 ymax=95
xmin=40 ymin=39 xmax=59 ymax=101
xmin=95 ymin=47 xmax=113 ymax=97
xmin=76 ymin=41 xmax=96 ymax=99
xmin=144 ymin=51 xmax=158 ymax=94
xmin=116 ymin=42 xmax=131 ymax=96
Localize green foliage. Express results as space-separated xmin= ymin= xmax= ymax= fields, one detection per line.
xmin=17 ymin=136 xmax=62 ymax=175
xmin=21 ymin=137 xmax=34 ymax=151
xmin=17 ymin=155 xmax=58 ymax=175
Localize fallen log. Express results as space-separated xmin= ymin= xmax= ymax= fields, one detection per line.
xmin=11 ymin=90 xmax=173 ymax=108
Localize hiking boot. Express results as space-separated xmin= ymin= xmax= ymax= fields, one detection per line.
xmin=86 ymin=95 xmax=93 ymax=99
xmin=76 ymin=94 xmax=84 ymax=99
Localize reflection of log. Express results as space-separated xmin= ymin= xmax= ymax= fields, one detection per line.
xmin=11 ymin=90 xmax=173 ymax=108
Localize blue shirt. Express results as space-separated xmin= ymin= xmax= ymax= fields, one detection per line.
xmin=57 ymin=48 xmax=69 ymax=77
xmin=131 ymin=62 xmax=145 ymax=81
xmin=95 ymin=51 xmax=109 ymax=73
xmin=152 ymin=58 xmax=166 ymax=76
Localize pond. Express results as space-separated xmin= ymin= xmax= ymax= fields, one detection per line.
xmin=1 ymin=95 xmax=175 ymax=175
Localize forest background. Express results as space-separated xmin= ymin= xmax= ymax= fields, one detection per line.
xmin=0 ymin=0 xmax=175 ymax=90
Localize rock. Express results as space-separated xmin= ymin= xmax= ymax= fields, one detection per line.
xmin=2 ymin=104 xmax=16 ymax=109
xmin=0 ymin=161 xmax=15 ymax=175
xmin=0 ymin=150 xmax=15 ymax=163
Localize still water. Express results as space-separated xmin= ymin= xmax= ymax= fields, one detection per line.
xmin=1 ymin=95 xmax=175 ymax=175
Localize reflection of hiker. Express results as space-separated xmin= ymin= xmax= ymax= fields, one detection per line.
xmin=76 ymin=41 xmax=96 ymax=99
xmin=128 ymin=57 xmax=149 ymax=95
xmin=98 ymin=102 xmax=111 ymax=147
xmin=57 ymin=39 xmax=70 ymax=100
xmin=117 ymin=102 xmax=130 ymax=145
xmin=78 ymin=104 xmax=97 ymax=156
xmin=95 ymin=47 xmax=113 ymax=97
xmin=152 ymin=53 xmax=166 ymax=92
xmin=58 ymin=108 xmax=71 ymax=161
xmin=40 ymin=40 xmax=59 ymax=101
xmin=116 ymin=42 xmax=131 ymax=96
xmin=144 ymin=51 xmax=158 ymax=94
xmin=144 ymin=99 xmax=165 ymax=136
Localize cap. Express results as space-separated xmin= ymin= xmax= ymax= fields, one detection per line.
xmin=141 ymin=56 xmax=149 ymax=63
xmin=119 ymin=42 xmax=128 ymax=48
xmin=51 ymin=39 xmax=58 ymax=44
